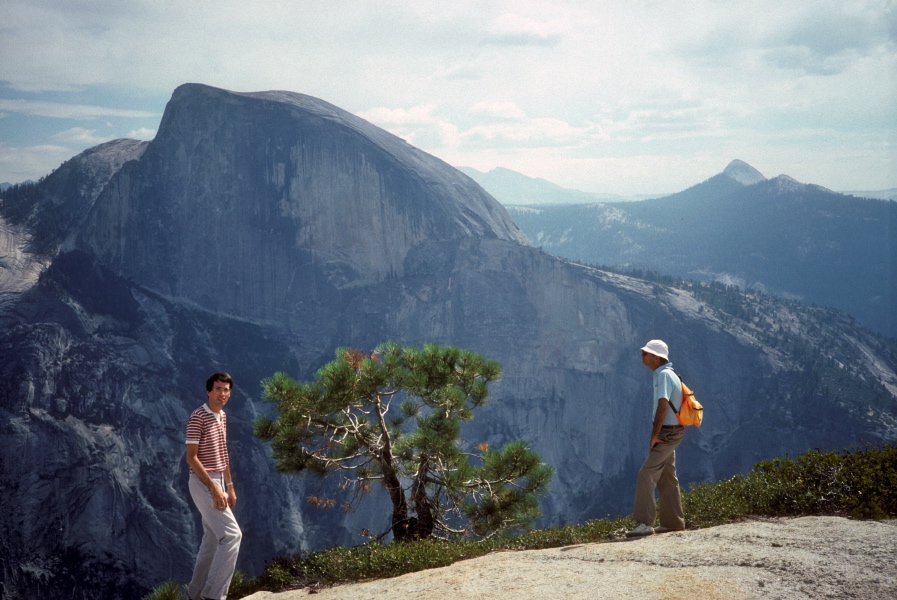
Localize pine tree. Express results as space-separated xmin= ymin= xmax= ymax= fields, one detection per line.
xmin=254 ymin=342 xmax=554 ymax=542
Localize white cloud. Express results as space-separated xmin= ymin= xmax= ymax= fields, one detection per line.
xmin=51 ymin=127 xmax=111 ymax=145
xmin=357 ymin=104 xmax=440 ymax=127
xmin=357 ymin=104 xmax=460 ymax=148
xmin=485 ymin=13 xmax=567 ymax=46
xmin=468 ymin=102 xmax=527 ymax=121
xmin=125 ymin=127 xmax=156 ymax=140
xmin=0 ymin=98 xmax=159 ymax=120
xmin=0 ymin=142 xmax=73 ymax=183
xmin=461 ymin=117 xmax=591 ymax=149
xmin=363 ymin=100 xmax=601 ymax=155
xmin=404 ymin=122 xmax=462 ymax=150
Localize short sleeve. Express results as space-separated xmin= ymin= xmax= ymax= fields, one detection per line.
xmin=186 ymin=412 xmax=202 ymax=444
xmin=657 ymin=371 xmax=679 ymax=408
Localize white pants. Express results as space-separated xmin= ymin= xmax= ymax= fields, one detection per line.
xmin=188 ymin=472 xmax=242 ymax=600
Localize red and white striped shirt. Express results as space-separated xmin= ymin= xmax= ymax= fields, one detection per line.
xmin=186 ymin=404 xmax=229 ymax=473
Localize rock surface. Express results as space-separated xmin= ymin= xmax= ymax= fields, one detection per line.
xmin=245 ymin=517 xmax=897 ymax=600
xmin=0 ymin=217 xmax=46 ymax=294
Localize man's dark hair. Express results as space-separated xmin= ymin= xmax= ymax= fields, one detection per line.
xmin=206 ymin=372 xmax=234 ymax=392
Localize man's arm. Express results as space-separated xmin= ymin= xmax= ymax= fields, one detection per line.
xmin=186 ymin=444 xmax=229 ymax=511
xmin=650 ymin=397 xmax=668 ymax=449
xmin=223 ymin=464 xmax=237 ymax=508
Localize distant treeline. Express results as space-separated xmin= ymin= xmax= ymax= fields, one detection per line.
xmin=0 ymin=179 xmax=43 ymax=225
xmin=0 ymin=177 xmax=70 ymax=256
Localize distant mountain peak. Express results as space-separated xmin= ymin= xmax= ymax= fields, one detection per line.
xmin=722 ymin=160 xmax=766 ymax=186
xmin=767 ymin=174 xmax=806 ymax=194
xmin=773 ymin=174 xmax=799 ymax=184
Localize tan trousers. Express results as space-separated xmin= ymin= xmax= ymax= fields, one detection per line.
xmin=633 ymin=426 xmax=685 ymax=529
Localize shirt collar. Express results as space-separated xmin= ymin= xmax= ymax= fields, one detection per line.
xmin=203 ymin=403 xmax=224 ymax=421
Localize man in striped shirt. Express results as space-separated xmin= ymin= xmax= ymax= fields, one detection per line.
xmin=185 ymin=373 xmax=242 ymax=600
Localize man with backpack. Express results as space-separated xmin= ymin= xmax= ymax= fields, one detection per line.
xmin=626 ymin=339 xmax=686 ymax=537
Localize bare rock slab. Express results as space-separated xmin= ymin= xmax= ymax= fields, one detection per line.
xmin=246 ymin=517 xmax=897 ymax=600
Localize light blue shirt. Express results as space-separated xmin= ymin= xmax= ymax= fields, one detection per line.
xmin=653 ymin=362 xmax=682 ymax=426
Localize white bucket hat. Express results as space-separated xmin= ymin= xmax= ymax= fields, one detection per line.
xmin=640 ymin=339 xmax=669 ymax=360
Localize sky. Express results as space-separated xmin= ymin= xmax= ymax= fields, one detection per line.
xmin=0 ymin=0 xmax=895 ymax=196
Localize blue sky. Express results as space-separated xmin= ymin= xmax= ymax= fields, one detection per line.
xmin=1 ymin=0 xmax=894 ymax=195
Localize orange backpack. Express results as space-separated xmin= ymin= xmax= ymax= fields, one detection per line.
xmin=668 ymin=382 xmax=703 ymax=427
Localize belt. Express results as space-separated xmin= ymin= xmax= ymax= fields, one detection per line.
xmin=661 ymin=425 xmax=684 ymax=429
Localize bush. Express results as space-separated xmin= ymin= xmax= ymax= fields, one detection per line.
xmin=227 ymin=571 xmax=255 ymax=598
xmin=681 ymin=476 xmax=752 ymax=527
xmin=743 ymin=443 xmax=897 ymax=519
xmin=140 ymin=580 xmax=184 ymax=600
xmin=840 ymin=443 xmax=897 ymax=518
xmin=681 ymin=442 xmax=897 ymax=523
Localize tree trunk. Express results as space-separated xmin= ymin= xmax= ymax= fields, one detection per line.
xmin=386 ymin=472 xmax=413 ymax=541
xmin=373 ymin=394 xmax=415 ymax=542
xmin=409 ymin=455 xmax=435 ymax=539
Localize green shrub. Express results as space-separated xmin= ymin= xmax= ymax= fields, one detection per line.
xmin=839 ymin=443 xmax=897 ymax=518
xmin=681 ymin=476 xmax=752 ymax=527
xmin=227 ymin=570 xmax=256 ymax=598
xmin=736 ymin=443 xmax=897 ymax=518
xmin=141 ymin=572 xmax=255 ymax=600
xmin=140 ymin=580 xmax=184 ymax=600
xmin=261 ymin=539 xmax=476 ymax=589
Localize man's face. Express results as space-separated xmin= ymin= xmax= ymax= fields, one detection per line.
xmin=641 ymin=351 xmax=662 ymax=370
xmin=207 ymin=381 xmax=232 ymax=413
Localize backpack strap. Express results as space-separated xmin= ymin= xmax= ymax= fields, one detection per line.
xmin=666 ymin=366 xmax=682 ymax=414
xmin=667 ymin=397 xmax=679 ymax=415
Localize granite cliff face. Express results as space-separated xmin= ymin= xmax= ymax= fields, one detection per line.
xmin=79 ymin=84 xmax=526 ymax=324
xmin=1 ymin=85 xmax=896 ymax=600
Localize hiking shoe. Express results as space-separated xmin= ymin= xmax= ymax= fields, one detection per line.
xmin=625 ymin=523 xmax=655 ymax=537
xmin=654 ymin=525 xmax=685 ymax=534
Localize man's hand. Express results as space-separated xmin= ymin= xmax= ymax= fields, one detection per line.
xmin=227 ymin=485 xmax=237 ymax=509
xmin=211 ymin=485 xmax=229 ymax=511
xmin=649 ymin=398 xmax=668 ymax=450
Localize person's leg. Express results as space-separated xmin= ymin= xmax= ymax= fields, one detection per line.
xmin=201 ymin=502 xmax=242 ymax=599
xmin=656 ymin=430 xmax=685 ymax=530
xmin=188 ymin=475 xmax=218 ymax=599
xmin=187 ymin=473 xmax=242 ymax=600
xmin=632 ymin=439 xmax=677 ymax=526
